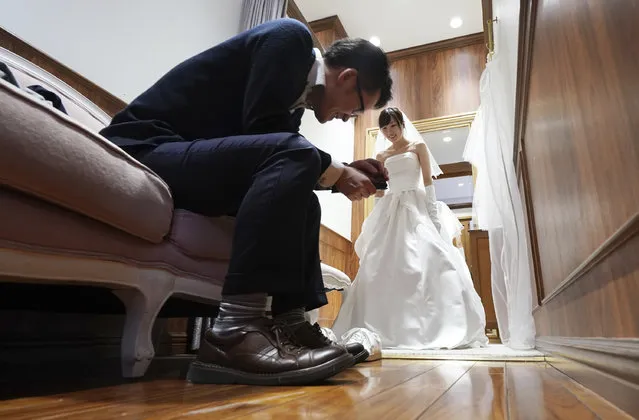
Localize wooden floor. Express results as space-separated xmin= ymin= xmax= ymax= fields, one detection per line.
xmin=0 ymin=360 xmax=632 ymax=419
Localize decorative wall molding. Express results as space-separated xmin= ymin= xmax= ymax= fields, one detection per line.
xmin=308 ymin=15 xmax=348 ymax=40
xmin=438 ymin=162 xmax=473 ymax=179
xmin=537 ymin=336 xmax=639 ymax=416
xmin=366 ymin=111 xmax=477 ymax=144
xmin=542 ymin=212 xmax=639 ymax=306
xmin=518 ymin=146 xmax=544 ymax=305
xmin=0 ymin=26 xmax=126 ymax=116
xmin=386 ymin=33 xmax=484 ymax=62
xmin=513 ymin=0 xmax=539 ymax=170
xmin=286 ymin=0 xmax=324 ymax=52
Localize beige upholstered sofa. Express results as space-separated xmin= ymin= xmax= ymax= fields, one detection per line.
xmin=0 ymin=46 xmax=234 ymax=378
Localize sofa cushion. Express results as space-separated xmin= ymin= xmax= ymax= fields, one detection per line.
xmin=0 ymin=78 xmax=174 ymax=243
xmin=168 ymin=210 xmax=235 ymax=260
xmin=0 ymin=187 xmax=227 ymax=286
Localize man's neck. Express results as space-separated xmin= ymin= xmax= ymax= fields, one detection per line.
xmin=306 ymin=85 xmax=324 ymax=110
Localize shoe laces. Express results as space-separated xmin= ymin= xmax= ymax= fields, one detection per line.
xmin=307 ymin=322 xmax=333 ymax=346
xmin=270 ymin=323 xmax=304 ymax=354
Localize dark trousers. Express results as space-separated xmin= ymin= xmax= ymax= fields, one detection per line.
xmin=135 ymin=132 xmax=328 ymax=314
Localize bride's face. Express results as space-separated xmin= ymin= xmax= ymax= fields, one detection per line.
xmin=381 ymin=119 xmax=403 ymax=143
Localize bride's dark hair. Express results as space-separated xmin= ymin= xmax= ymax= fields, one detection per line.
xmin=378 ymin=107 xmax=405 ymax=129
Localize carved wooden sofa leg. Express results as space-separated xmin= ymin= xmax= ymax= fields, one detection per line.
xmin=112 ymin=276 xmax=173 ymax=378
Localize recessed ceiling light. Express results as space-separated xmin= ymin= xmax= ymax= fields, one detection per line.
xmin=369 ymin=36 xmax=381 ymax=47
xmin=443 ymin=136 xmax=453 ymax=142
xmin=458 ymin=183 xmax=465 ymax=187
xmin=450 ymin=17 xmax=463 ymax=29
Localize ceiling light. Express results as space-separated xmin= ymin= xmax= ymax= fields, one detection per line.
xmin=369 ymin=36 xmax=381 ymax=47
xmin=443 ymin=136 xmax=453 ymax=142
xmin=450 ymin=17 xmax=463 ymax=29
xmin=458 ymin=183 xmax=465 ymax=187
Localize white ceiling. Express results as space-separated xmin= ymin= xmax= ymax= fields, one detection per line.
xmin=425 ymin=125 xmax=474 ymax=205
xmin=422 ymin=126 xmax=470 ymax=165
xmin=296 ymin=0 xmax=484 ymax=52
xmin=434 ymin=175 xmax=474 ymax=205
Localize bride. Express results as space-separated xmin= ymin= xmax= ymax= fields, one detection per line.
xmin=332 ymin=108 xmax=489 ymax=350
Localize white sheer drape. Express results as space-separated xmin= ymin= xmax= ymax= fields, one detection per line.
xmin=463 ymin=1 xmax=536 ymax=349
xmin=239 ymin=0 xmax=287 ymax=32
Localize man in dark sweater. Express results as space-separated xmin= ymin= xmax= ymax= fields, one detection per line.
xmin=100 ymin=18 xmax=392 ymax=385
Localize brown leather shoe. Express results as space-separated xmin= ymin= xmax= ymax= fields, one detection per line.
xmin=286 ymin=321 xmax=370 ymax=365
xmin=187 ymin=318 xmax=353 ymax=385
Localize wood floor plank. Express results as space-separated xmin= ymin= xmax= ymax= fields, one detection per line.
xmin=0 ymin=380 xmax=206 ymax=420
xmin=18 ymin=370 xmax=363 ymax=420
xmin=153 ymin=366 xmax=379 ymax=420
xmin=0 ymin=360 xmax=628 ymax=419
xmin=225 ymin=360 xmax=443 ymax=419
xmin=337 ymin=361 xmax=475 ymax=420
xmin=507 ymin=363 xmax=599 ymax=420
xmin=0 ymin=360 xmax=420 ymax=420
xmin=417 ymin=362 xmax=506 ymax=420
xmin=544 ymin=366 xmax=634 ymax=420
xmin=64 ymin=384 xmax=304 ymax=420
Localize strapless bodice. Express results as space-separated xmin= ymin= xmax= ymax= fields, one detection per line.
xmin=384 ymin=152 xmax=421 ymax=192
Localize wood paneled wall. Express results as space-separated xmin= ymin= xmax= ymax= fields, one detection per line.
xmin=387 ymin=39 xmax=485 ymax=123
xmin=515 ymin=0 xmax=639 ymax=415
xmin=468 ymin=230 xmax=498 ymax=336
xmin=459 ymin=217 xmax=472 ymax=266
xmin=286 ymin=0 xmax=324 ymax=52
xmin=520 ymin=0 xmax=639 ymax=336
xmin=309 ymin=15 xmax=348 ymax=50
xmin=317 ymin=225 xmax=355 ymax=327
xmin=352 ymin=37 xmax=486 ymax=240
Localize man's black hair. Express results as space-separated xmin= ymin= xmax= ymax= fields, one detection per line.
xmin=324 ymin=38 xmax=393 ymax=109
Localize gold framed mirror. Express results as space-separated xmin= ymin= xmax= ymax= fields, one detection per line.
xmin=363 ymin=111 xmax=477 ymax=220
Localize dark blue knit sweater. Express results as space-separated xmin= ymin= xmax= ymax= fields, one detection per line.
xmin=99 ymin=18 xmax=332 ymax=172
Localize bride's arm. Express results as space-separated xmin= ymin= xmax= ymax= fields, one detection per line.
xmin=415 ymin=143 xmax=433 ymax=187
xmin=415 ymin=143 xmax=442 ymax=233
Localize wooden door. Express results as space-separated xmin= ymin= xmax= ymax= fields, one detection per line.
xmin=458 ymin=217 xmax=472 ymax=267
xmin=469 ymin=230 xmax=499 ymax=339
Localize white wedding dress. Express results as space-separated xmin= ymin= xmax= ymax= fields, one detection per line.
xmin=332 ymin=152 xmax=489 ymax=350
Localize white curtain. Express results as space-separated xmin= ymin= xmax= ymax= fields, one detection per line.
xmin=463 ymin=0 xmax=536 ymax=349
xmin=239 ymin=0 xmax=287 ymax=32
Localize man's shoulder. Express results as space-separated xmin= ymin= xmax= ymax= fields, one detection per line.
xmin=248 ymin=18 xmax=313 ymax=49
xmin=258 ymin=18 xmax=312 ymax=37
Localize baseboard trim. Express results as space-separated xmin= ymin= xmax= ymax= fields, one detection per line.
xmin=537 ymin=336 xmax=639 ymax=384
xmin=386 ymin=32 xmax=484 ymax=61
xmin=541 ymin=212 xmax=639 ymax=305
xmin=537 ymin=336 xmax=639 ymax=417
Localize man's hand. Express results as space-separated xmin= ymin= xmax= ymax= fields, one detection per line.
xmin=348 ymin=159 xmax=389 ymax=182
xmin=334 ymin=166 xmax=377 ymax=201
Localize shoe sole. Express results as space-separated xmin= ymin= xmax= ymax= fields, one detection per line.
xmin=186 ymin=353 xmax=354 ymax=386
xmin=352 ymin=349 xmax=370 ymax=365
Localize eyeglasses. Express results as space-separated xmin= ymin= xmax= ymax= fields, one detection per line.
xmin=351 ymin=77 xmax=365 ymax=117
